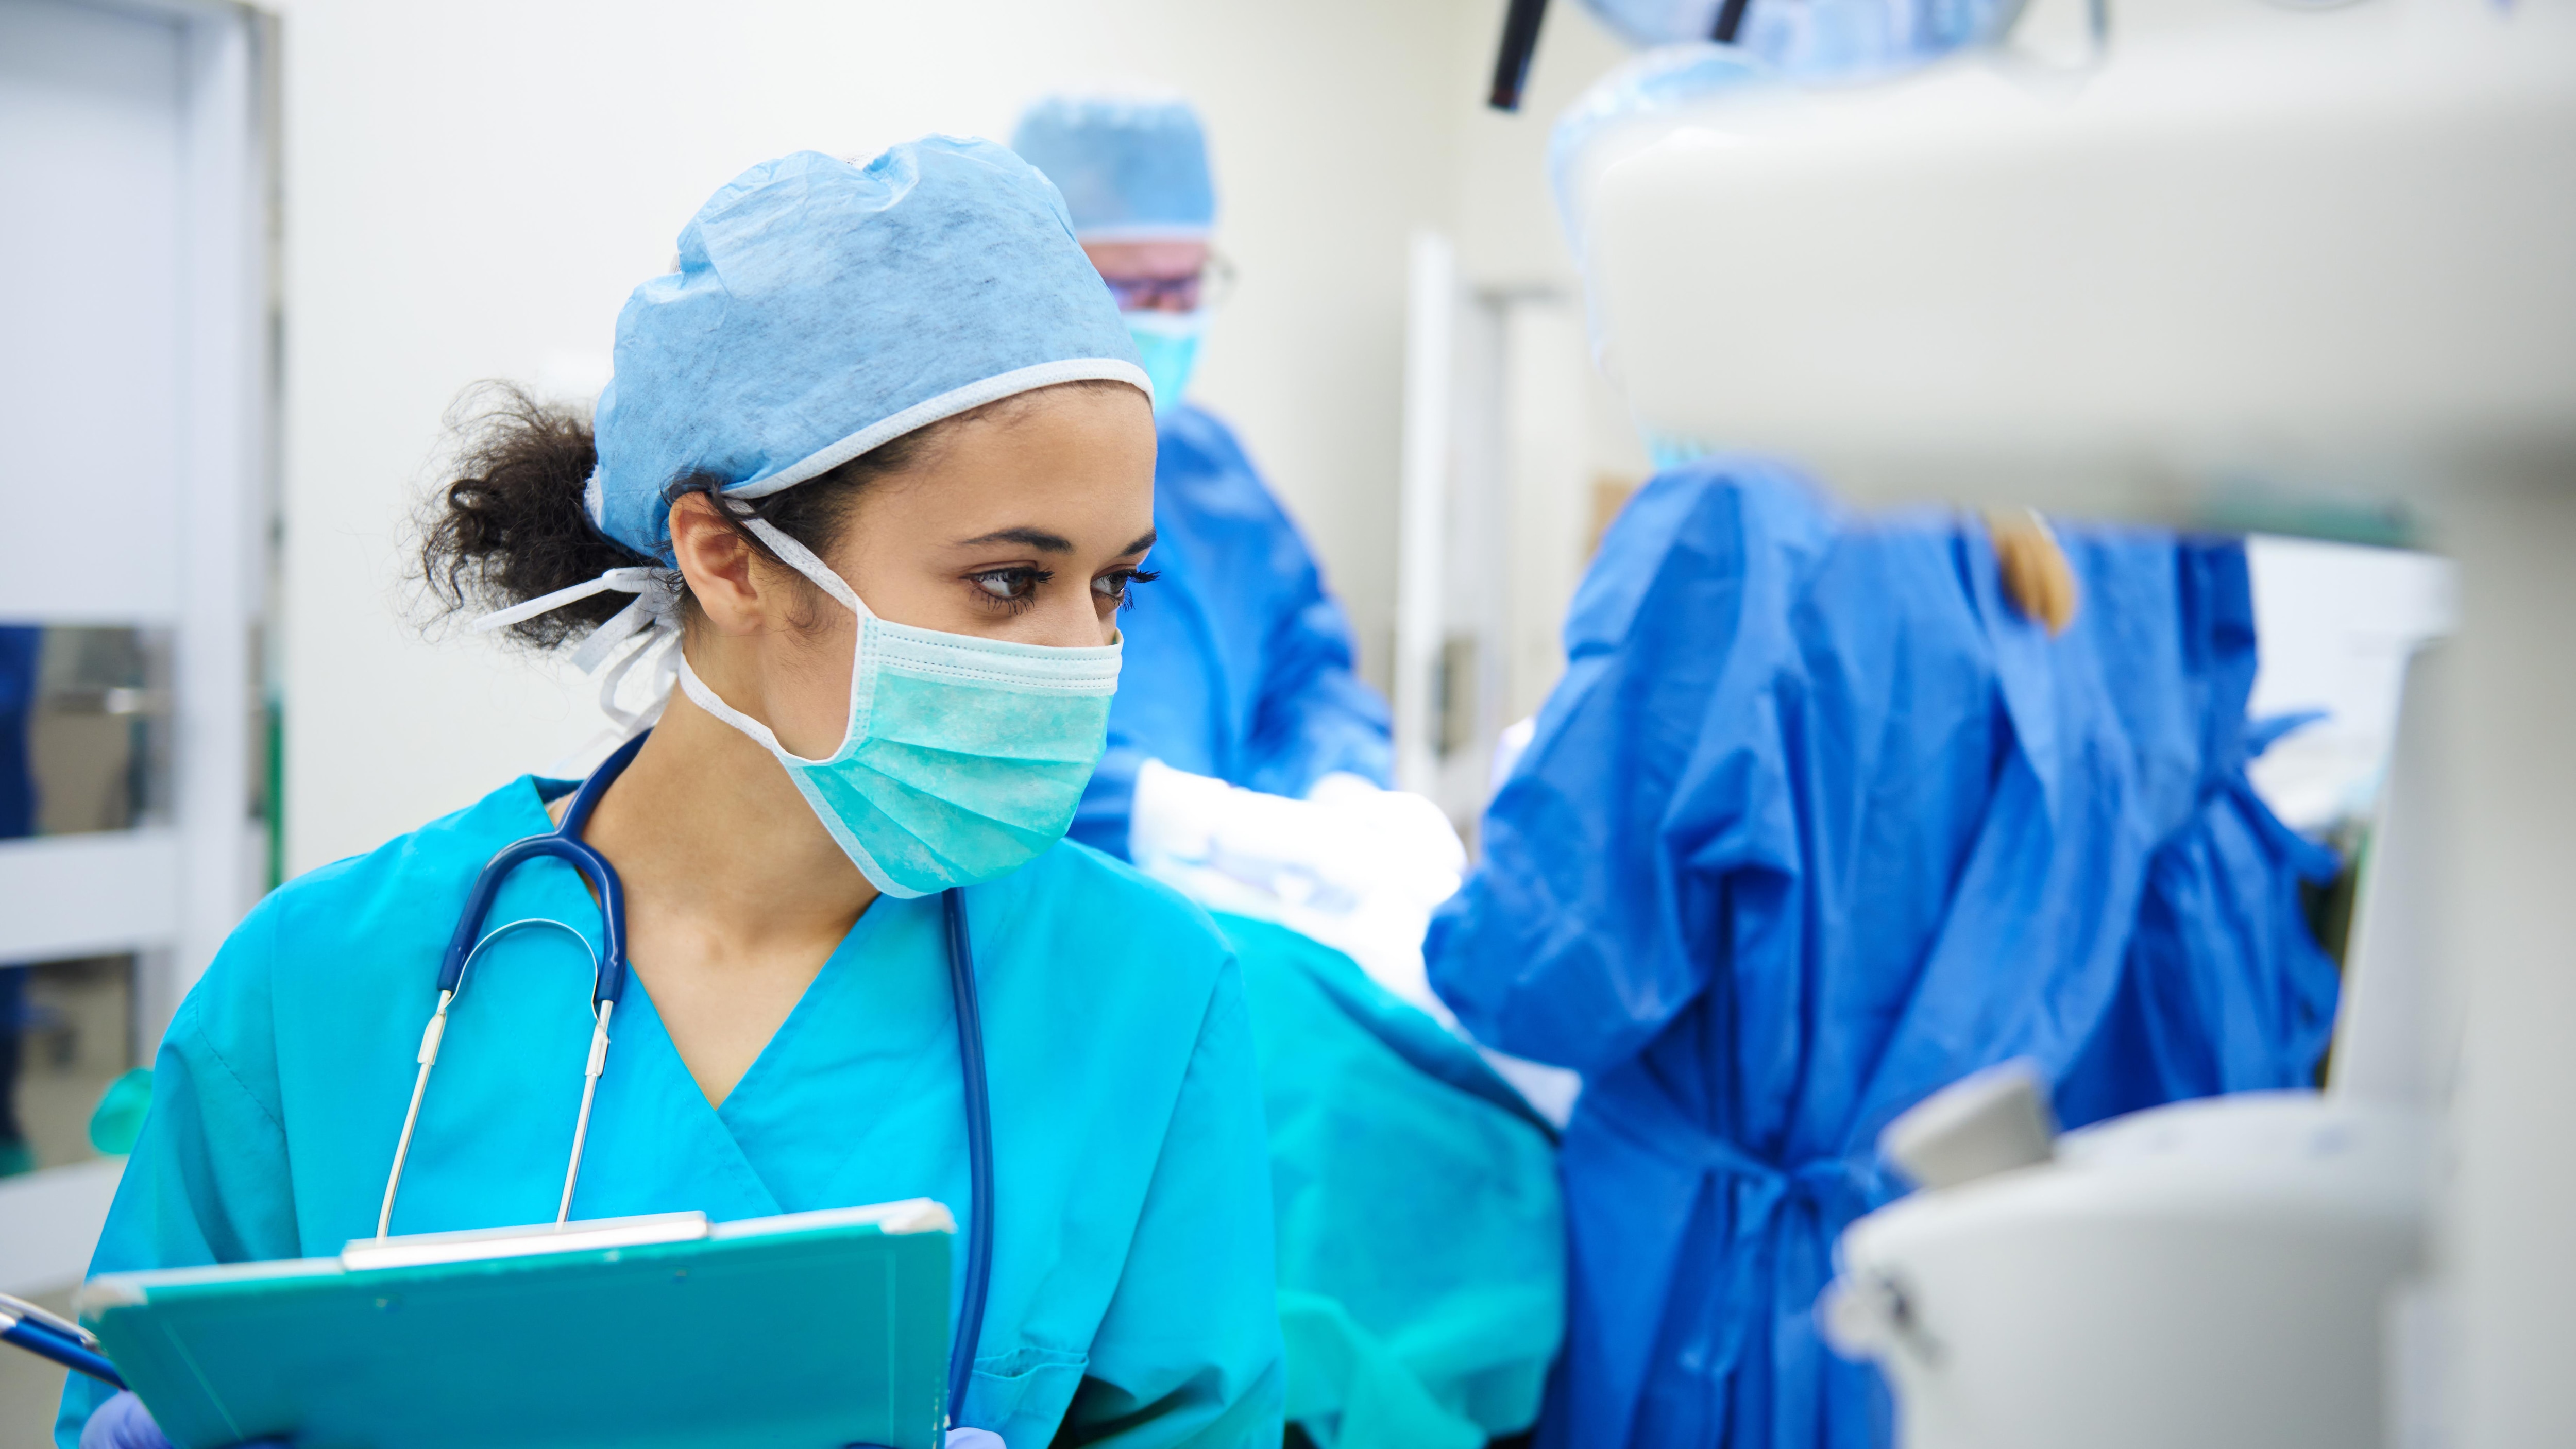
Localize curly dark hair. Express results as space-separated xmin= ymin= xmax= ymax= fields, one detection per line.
xmin=416 ymin=383 xmax=947 ymax=648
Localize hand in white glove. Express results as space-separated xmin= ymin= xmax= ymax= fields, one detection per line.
xmin=1301 ymin=771 xmax=1468 ymax=905
xmin=1129 ymin=764 xmax=1584 ymax=1124
xmin=1130 ymin=763 xmax=1463 ymax=915
xmin=1129 ymin=762 xmax=1466 ymax=1013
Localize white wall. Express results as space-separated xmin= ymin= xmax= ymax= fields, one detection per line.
xmin=275 ymin=0 xmax=1646 ymax=870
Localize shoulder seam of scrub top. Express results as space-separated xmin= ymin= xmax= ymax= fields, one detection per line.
xmin=725 ymin=357 xmax=1153 ymax=502
xmin=1182 ymin=954 xmax=1251 ymax=1091
xmin=180 ymin=956 xmax=288 ymax=1140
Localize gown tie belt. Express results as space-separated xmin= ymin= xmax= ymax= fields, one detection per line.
xmin=1579 ymin=1088 xmax=1896 ymax=1449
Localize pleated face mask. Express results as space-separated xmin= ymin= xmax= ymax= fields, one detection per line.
xmin=676 ymin=518 xmax=1120 ymax=897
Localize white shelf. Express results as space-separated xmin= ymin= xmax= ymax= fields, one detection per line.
xmin=0 ymin=831 xmax=180 ymax=965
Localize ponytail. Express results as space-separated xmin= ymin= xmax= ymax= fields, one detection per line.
xmin=419 ymin=384 xmax=647 ymax=647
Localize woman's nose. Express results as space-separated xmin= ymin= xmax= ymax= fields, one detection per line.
xmin=1021 ymin=592 xmax=1118 ymax=649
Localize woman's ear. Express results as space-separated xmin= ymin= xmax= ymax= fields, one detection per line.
xmin=668 ymin=494 xmax=772 ymax=635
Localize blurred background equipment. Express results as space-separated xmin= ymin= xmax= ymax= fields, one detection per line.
xmin=1823 ymin=1082 xmax=2429 ymax=1449
xmin=1532 ymin=2 xmax=2575 ymax=1447
xmin=1488 ymin=0 xmax=1553 ymax=109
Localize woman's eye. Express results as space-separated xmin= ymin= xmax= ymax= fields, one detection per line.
xmin=969 ymin=567 xmax=1049 ymax=605
xmin=1092 ymin=568 xmax=1162 ymax=606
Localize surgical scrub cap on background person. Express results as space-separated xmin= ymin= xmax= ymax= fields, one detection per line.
xmin=585 ymin=138 xmax=1149 ymax=558
xmin=1008 ymin=95 xmax=1216 ymax=241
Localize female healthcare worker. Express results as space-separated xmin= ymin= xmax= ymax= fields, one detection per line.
xmin=58 ymin=139 xmax=1286 ymax=1449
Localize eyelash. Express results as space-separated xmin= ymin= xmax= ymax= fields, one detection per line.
xmin=1097 ymin=568 xmax=1161 ymax=611
xmin=967 ymin=566 xmax=1053 ymax=615
xmin=965 ymin=566 xmax=1161 ymax=614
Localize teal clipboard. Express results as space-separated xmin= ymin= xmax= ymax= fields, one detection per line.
xmin=80 ymin=1200 xmax=955 ymax=1449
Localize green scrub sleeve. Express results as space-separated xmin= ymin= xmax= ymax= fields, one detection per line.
xmin=55 ymin=900 xmax=302 ymax=1449
xmin=1054 ymin=958 xmax=1286 ymax=1447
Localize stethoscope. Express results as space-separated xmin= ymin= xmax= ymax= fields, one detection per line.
xmin=375 ymin=729 xmax=996 ymax=1423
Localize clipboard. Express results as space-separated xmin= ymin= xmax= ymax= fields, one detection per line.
xmin=79 ymin=1200 xmax=955 ymax=1449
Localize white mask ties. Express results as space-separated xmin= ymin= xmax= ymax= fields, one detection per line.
xmin=470 ymin=565 xmax=686 ymax=735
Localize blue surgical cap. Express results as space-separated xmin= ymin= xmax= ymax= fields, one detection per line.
xmin=1009 ymin=95 xmax=1215 ymax=242
xmin=587 ymin=138 xmax=1149 ymax=558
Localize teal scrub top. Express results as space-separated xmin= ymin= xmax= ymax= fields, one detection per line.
xmin=58 ymin=776 xmax=1286 ymax=1449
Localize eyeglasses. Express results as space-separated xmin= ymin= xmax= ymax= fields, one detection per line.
xmin=1099 ymin=251 xmax=1236 ymax=314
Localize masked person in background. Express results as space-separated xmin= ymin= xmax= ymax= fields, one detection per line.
xmin=1013 ymin=95 xmax=1566 ymax=1449
xmin=1008 ymin=95 xmax=1467 ymax=998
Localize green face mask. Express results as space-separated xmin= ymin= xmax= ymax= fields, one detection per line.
xmin=676 ymin=518 xmax=1120 ymax=897
xmin=1124 ymin=310 xmax=1209 ymax=415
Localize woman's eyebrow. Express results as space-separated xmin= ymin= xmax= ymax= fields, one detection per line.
xmin=951 ymin=527 xmax=1159 ymax=556
xmin=956 ymin=526 xmax=1074 ymax=552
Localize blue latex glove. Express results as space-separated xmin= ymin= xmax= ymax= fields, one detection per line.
xmin=83 ymin=1391 xmax=1004 ymax=1449
xmin=79 ymin=1392 xmax=287 ymax=1449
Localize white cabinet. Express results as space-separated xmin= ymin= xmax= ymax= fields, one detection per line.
xmin=0 ymin=0 xmax=275 ymax=1297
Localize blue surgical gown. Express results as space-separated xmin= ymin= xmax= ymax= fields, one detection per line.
xmin=1072 ymin=404 xmax=1392 ymax=856
xmin=60 ymin=776 xmax=1286 ymax=1449
xmin=2055 ymin=736 xmax=2343 ymax=1126
xmin=1426 ymin=461 xmax=2340 ymax=1449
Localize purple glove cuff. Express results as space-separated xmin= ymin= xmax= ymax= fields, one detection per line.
xmin=80 ymin=1391 xmax=290 ymax=1449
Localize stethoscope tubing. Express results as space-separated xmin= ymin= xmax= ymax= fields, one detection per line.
xmin=435 ymin=731 xmax=642 ymax=1003
xmin=943 ymin=889 xmax=994 ymax=1422
xmin=377 ymin=729 xmax=997 ymax=1426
